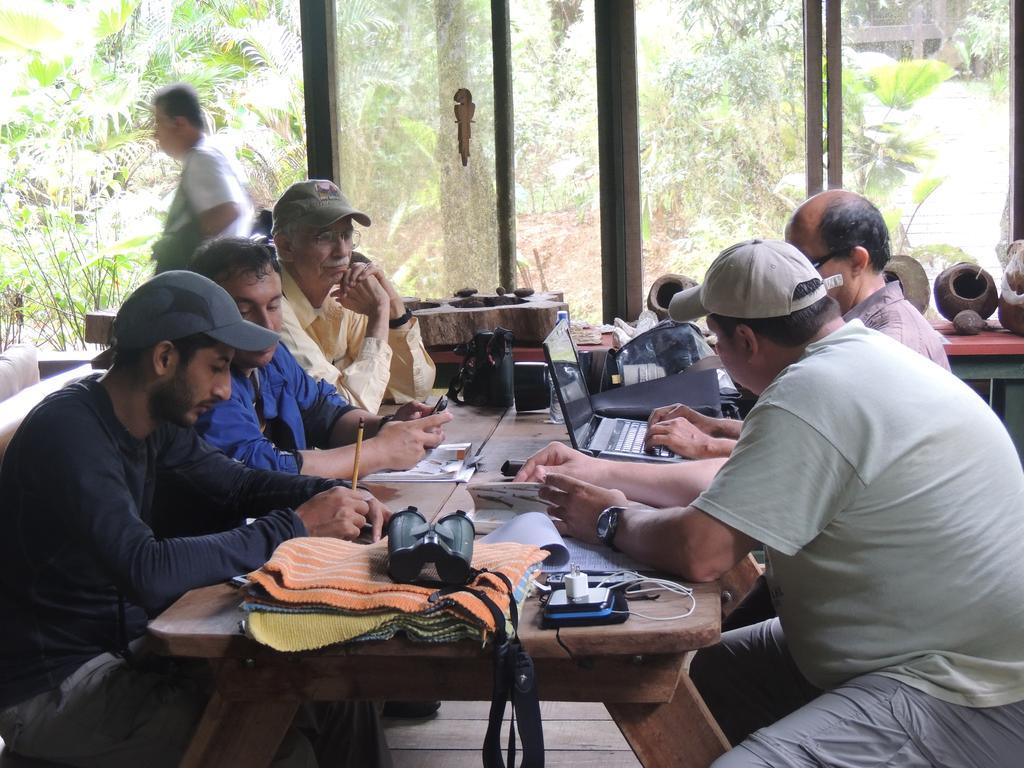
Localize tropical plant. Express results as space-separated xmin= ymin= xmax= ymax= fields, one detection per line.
xmin=842 ymin=55 xmax=954 ymax=200
xmin=886 ymin=174 xmax=945 ymax=255
xmin=635 ymin=0 xmax=804 ymax=282
xmin=0 ymin=0 xmax=308 ymax=350
xmin=953 ymin=0 xmax=1010 ymax=91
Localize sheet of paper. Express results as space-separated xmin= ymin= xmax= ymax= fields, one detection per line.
xmin=558 ymin=540 xmax=646 ymax=573
xmin=360 ymin=443 xmax=475 ymax=483
xmin=469 ymin=482 xmax=552 ymax=511
xmin=467 ymin=481 xmax=553 ymax=533
xmin=479 ymin=512 xmax=569 ymax=571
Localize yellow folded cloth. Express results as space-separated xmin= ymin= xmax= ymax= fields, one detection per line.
xmin=247 ymin=538 xmax=545 ymax=634
xmin=245 ymin=607 xmax=486 ymax=651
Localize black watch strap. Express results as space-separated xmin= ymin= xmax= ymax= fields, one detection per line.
xmin=389 ymin=309 xmax=413 ymax=329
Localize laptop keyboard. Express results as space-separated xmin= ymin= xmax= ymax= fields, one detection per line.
xmin=612 ymin=421 xmax=672 ymax=457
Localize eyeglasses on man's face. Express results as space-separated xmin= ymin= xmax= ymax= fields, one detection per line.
xmin=310 ymin=228 xmax=360 ymax=248
xmin=810 ymin=247 xmax=850 ymax=271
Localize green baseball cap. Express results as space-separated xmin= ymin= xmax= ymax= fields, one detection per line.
xmin=271 ymin=179 xmax=371 ymax=235
xmin=112 ymin=271 xmax=279 ymax=351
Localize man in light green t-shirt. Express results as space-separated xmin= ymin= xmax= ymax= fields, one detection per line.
xmin=535 ymin=239 xmax=1024 ymax=767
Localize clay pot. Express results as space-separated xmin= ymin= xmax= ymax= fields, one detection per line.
xmin=998 ymin=300 xmax=1024 ymax=335
xmin=647 ymin=273 xmax=697 ymax=320
xmin=933 ymin=263 xmax=998 ymax=321
xmin=998 ymin=241 xmax=1024 ymax=335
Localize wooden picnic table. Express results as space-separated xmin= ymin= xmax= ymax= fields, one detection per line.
xmin=147 ymin=404 xmax=730 ymax=767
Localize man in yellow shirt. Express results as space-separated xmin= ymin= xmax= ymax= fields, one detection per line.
xmin=272 ymin=180 xmax=436 ymax=412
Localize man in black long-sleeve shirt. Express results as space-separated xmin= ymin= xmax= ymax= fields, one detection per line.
xmin=0 ymin=271 xmax=391 ymax=767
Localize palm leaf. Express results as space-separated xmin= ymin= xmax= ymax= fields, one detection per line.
xmin=870 ymin=59 xmax=954 ymax=111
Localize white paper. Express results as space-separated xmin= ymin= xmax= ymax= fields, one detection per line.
xmin=560 ymin=540 xmax=646 ymax=573
xmin=360 ymin=443 xmax=476 ymax=483
xmin=479 ymin=512 xmax=569 ymax=571
xmin=469 ymin=482 xmax=552 ymax=511
xmin=468 ymin=482 xmax=553 ymax=533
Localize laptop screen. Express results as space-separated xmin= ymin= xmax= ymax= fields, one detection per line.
xmin=542 ymin=321 xmax=594 ymax=448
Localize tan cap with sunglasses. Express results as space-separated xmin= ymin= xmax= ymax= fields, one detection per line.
xmin=669 ymin=239 xmax=826 ymax=321
xmin=271 ymin=180 xmax=371 ymax=235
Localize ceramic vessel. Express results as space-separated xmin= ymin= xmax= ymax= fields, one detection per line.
xmin=933 ymin=262 xmax=997 ymax=321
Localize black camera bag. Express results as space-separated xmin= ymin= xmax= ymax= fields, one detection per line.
xmin=447 ymin=328 xmax=515 ymax=407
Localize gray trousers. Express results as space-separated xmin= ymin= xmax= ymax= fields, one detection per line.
xmin=691 ymin=619 xmax=1024 ymax=768
xmin=0 ymin=651 xmax=391 ymax=768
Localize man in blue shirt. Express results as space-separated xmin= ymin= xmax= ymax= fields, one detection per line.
xmin=191 ymin=238 xmax=452 ymax=479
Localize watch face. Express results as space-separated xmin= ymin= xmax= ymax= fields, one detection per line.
xmin=597 ymin=506 xmax=622 ymax=545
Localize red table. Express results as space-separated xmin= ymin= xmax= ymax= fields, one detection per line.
xmin=933 ymin=320 xmax=1024 ymax=461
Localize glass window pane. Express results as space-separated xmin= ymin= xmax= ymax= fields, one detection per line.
xmin=335 ymin=1 xmax=499 ymax=300
xmin=636 ymin=0 xmax=806 ymax=302
xmin=510 ymin=0 xmax=601 ymax=322
xmin=841 ymin=0 xmax=1010 ymax=285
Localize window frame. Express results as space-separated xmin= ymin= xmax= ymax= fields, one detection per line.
xmin=303 ymin=0 xmax=1024 ymax=322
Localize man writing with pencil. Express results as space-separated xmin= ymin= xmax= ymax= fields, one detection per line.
xmin=190 ymin=238 xmax=451 ymax=480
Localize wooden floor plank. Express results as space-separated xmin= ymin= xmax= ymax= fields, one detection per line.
xmin=427 ymin=700 xmax=613 ymax=720
xmin=384 ymin=719 xmax=632 ymax=751
xmin=391 ymin=750 xmax=641 ymax=768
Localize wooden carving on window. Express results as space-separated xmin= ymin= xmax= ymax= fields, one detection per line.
xmin=454 ymin=88 xmax=475 ymax=167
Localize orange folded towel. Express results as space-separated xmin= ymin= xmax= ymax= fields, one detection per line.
xmin=248 ymin=538 xmax=546 ymax=634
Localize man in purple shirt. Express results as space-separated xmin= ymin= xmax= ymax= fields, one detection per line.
xmin=637 ymin=189 xmax=951 ymax=460
xmin=785 ymin=189 xmax=950 ymax=370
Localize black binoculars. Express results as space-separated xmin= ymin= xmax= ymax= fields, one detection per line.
xmin=387 ymin=506 xmax=476 ymax=585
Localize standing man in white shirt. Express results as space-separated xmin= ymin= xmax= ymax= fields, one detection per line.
xmin=151 ymin=82 xmax=253 ymax=273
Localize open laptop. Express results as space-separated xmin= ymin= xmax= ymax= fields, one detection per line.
xmin=542 ymin=320 xmax=684 ymax=463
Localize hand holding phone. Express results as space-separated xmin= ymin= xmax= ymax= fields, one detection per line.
xmin=431 ymin=395 xmax=449 ymax=415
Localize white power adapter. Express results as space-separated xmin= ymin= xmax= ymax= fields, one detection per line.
xmin=564 ymin=563 xmax=589 ymax=603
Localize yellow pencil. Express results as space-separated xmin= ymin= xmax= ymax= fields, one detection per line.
xmin=352 ymin=417 xmax=365 ymax=490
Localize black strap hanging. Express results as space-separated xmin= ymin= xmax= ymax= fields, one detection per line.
xmin=434 ymin=571 xmax=544 ymax=767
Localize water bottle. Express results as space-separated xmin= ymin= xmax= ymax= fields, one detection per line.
xmin=549 ymin=310 xmax=570 ymax=424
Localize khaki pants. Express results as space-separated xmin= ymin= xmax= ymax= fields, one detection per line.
xmin=0 ymin=652 xmax=390 ymax=768
xmin=692 ymin=619 xmax=1024 ymax=768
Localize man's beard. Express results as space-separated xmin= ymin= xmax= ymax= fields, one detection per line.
xmin=150 ymin=367 xmax=198 ymax=428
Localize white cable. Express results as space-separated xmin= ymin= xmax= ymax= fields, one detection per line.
xmin=596 ymin=570 xmax=697 ymax=621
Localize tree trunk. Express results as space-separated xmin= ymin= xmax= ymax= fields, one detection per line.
xmin=434 ymin=0 xmax=499 ymax=293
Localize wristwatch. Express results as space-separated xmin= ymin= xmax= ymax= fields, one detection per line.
xmin=596 ymin=506 xmax=625 ymax=551
xmin=389 ymin=309 xmax=413 ymax=329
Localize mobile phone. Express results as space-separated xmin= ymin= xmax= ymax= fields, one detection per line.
xmin=431 ymin=395 xmax=449 ymax=414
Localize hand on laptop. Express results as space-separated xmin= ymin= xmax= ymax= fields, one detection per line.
xmin=514 ymin=441 xmax=602 ymax=484
xmin=296 ymin=486 xmax=391 ymax=542
xmin=538 ymin=473 xmax=627 ymax=544
xmin=648 ymin=403 xmax=743 ymax=442
xmin=644 ymin=417 xmax=737 ymax=460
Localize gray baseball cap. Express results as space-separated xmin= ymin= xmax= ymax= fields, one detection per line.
xmin=271 ymin=179 xmax=371 ymax=234
xmin=112 ymin=271 xmax=279 ymax=351
xmin=669 ymin=239 xmax=826 ymax=321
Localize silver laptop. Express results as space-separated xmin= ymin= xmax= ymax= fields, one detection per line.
xmin=542 ymin=321 xmax=683 ymax=463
